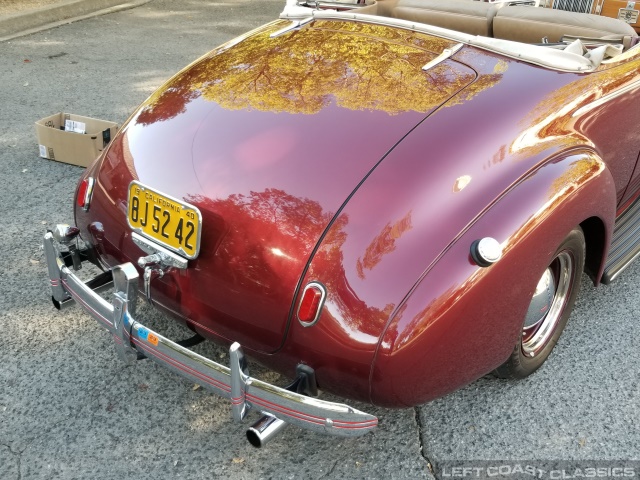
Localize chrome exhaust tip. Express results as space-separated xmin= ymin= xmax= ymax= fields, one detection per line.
xmin=246 ymin=414 xmax=287 ymax=448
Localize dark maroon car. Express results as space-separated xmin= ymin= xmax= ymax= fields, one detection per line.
xmin=45 ymin=0 xmax=640 ymax=446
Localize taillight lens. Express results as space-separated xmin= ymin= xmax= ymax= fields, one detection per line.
xmin=297 ymin=282 xmax=326 ymax=327
xmin=77 ymin=177 xmax=95 ymax=211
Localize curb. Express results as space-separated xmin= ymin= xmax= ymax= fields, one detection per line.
xmin=0 ymin=0 xmax=152 ymax=42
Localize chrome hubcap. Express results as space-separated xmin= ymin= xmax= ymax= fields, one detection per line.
xmin=522 ymin=251 xmax=573 ymax=357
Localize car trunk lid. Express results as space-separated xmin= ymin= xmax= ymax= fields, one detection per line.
xmin=94 ymin=20 xmax=476 ymax=353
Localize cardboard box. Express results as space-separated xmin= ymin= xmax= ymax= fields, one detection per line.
xmin=35 ymin=113 xmax=118 ymax=168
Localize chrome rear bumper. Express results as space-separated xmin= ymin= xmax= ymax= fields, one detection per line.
xmin=44 ymin=231 xmax=378 ymax=437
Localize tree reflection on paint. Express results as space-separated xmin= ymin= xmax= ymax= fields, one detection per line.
xmin=188 ymin=187 xmax=392 ymax=338
xmin=136 ymin=20 xmax=506 ymax=124
xmin=137 ymin=81 xmax=198 ymax=126
xmin=511 ymin=58 xmax=640 ymax=160
xmin=189 ymin=188 xmax=335 ymax=296
xmin=356 ymin=211 xmax=413 ymax=280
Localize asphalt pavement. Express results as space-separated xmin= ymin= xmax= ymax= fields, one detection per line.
xmin=0 ymin=0 xmax=151 ymax=41
xmin=1 ymin=1 xmax=638 ymax=479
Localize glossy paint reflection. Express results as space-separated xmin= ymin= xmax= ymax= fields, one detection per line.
xmin=287 ymin=47 xmax=636 ymax=404
xmin=85 ymin=19 xmax=485 ymax=353
xmin=512 ymin=57 xmax=640 ymax=205
xmin=370 ymin=153 xmax=614 ymax=406
xmin=134 ymin=20 xmax=478 ymax=121
xmin=77 ymin=17 xmax=640 ymax=406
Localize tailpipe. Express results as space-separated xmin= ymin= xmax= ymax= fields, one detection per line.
xmin=246 ymin=414 xmax=287 ymax=448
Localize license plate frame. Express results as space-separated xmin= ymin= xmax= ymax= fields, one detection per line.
xmin=127 ymin=181 xmax=202 ymax=260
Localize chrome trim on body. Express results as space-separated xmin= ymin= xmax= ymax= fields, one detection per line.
xmin=44 ymin=230 xmax=377 ymax=437
xmin=422 ymin=43 xmax=464 ymax=71
xmin=80 ymin=177 xmax=95 ymax=212
xmin=132 ymin=232 xmax=188 ymax=270
xmin=270 ymin=16 xmax=314 ymax=37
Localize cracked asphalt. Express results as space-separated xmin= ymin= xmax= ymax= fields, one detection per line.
xmin=1 ymin=1 xmax=638 ymax=479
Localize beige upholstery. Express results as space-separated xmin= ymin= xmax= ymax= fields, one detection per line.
xmin=354 ymin=2 xmax=381 ymax=15
xmin=391 ymin=0 xmax=498 ymax=36
xmin=360 ymin=1 xmax=637 ymax=50
xmin=373 ymin=0 xmax=400 ymax=17
xmin=493 ymin=6 xmax=637 ymax=45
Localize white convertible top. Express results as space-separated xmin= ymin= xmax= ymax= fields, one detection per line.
xmin=280 ymin=1 xmax=626 ymax=72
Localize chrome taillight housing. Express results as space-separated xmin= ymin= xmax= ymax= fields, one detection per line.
xmin=297 ymin=282 xmax=327 ymax=327
xmin=77 ymin=177 xmax=95 ymax=211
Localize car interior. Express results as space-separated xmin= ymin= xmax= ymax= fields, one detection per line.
xmin=299 ymin=0 xmax=639 ymax=51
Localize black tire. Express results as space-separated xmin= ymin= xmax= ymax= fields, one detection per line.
xmin=493 ymin=227 xmax=585 ymax=379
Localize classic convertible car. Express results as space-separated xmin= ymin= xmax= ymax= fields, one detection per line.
xmin=45 ymin=0 xmax=640 ymax=446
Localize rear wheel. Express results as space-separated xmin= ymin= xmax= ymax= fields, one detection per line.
xmin=494 ymin=227 xmax=585 ymax=379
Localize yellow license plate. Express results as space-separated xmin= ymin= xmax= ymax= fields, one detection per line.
xmin=127 ymin=181 xmax=202 ymax=259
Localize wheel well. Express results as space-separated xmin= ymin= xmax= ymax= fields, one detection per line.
xmin=580 ymin=216 xmax=606 ymax=285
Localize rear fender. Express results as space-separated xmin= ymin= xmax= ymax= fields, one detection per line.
xmin=370 ymin=149 xmax=615 ymax=407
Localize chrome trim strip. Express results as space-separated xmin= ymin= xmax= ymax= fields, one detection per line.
xmin=604 ymin=247 xmax=640 ymax=283
xmin=82 ymin=177 xmax=95 ymax=212
xmin=422 ymin=43 xmax=464 ymax=71
xmin=270 ymin=16 xmax=314 ymax=38
xmin=112 ymin=263 xmax=139 ymax=364
xmin=132 ymin=232 xmax=188 ymax=269
xmin=230 ymin=343 xmax=250 ymax=421
xmin=44 ymin=230 xmax=377 ymax=437
xmin=61 ymin=269 xmax=114 ymax=328
xmin=44 ymin=232 xmax=71 ymax=305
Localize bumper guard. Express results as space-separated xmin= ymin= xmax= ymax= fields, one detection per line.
xmin=44 ymin=231 xmax=378 ymax=437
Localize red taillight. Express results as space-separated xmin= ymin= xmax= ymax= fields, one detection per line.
xmin=297 ymin=282 xmax=326 ymax=327
xmin=77 ymin=177 xmax=95 ymax=211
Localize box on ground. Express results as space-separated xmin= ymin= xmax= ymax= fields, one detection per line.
xmin=35 ymin=113 xmax=118 ymax=168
